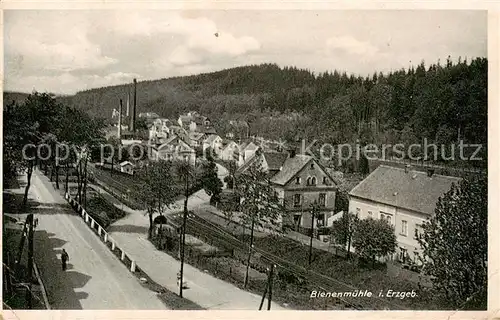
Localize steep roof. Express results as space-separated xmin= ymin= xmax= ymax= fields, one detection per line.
xmin=244 ymin=142 xmax=259 ymax=151
xmin=263 ymin=151 xmax=289 ymax=171
xmin=204 ymin=134 xmax=221 ymax=145
xmin=270 ymin=155 xmax=313 ymax=185
xmin=120 ymin=161 xmax=135 ymax=167
xmin=349 ymin=165 xmax=461 ymax=215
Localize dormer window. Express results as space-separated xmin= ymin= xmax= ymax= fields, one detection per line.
xmin=311 ymin=177 xmax=317 ymax=186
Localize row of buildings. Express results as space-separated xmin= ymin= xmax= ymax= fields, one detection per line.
xmin=116 ymin=110 xmax=463 ymax=267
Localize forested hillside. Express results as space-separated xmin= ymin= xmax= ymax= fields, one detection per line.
xmin=4 ymin=57 xmax=487 ymax=163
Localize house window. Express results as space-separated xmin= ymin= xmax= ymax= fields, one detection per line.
xmin=368 ymin=211 xmax=373 ymax=218
xmin=293 ymin=194 xmax=302 ymax=207
xmin=323 ymin=177 xmax=328 ymax=184
xmin=295 ymin=177 xmax=301 ymax=185
xmin=318 ymin=193 xmax=326 ymax=207
xmin=380 ymin=212 xmax=392 ymax=224
xmin=356 ymin=208 xmax=361 ymax=216
xmin=414 ymin=224 xmax=423 ymax=239
xmin=311 ymin=177 xmax=317 ymax=186
xmin=401 ymin=220 xmax=408 ymax=236
xmin=310 ymin=163 xmax=314 ymax=169
xmin=306 ymin=177 xmax=311 ymax=186
xmin=317 ymin=214 xmax=325 ymax=227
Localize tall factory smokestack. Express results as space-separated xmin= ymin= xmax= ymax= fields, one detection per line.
xmin=126 ymin=87 xmax=130 ymax=117
xmin=130 ymin=78 xmax=137 ymax=132
xmin=118 ymin=99 xmax=123 ymax=139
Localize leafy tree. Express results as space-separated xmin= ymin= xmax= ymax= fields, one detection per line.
xmin=199 ymin=155 xmax=223 ymax=205
xmin=230 ymin=150 xmax=285 ymax=287
xmin=330 ymin=212 xmax=358 ymax=259
xmin=334 ymin=187 xmax=349 ymax=215
xmin=134 ymin=160 xmax=178 ymax=237
xmin=352 ymin=217 xmax=397 ymax=267
xmin=416 ymin=176 xmax=487 ymax=309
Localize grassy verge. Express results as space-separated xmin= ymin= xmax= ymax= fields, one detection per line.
xmin=245 ymin=234 xmax=449 ymax=309
xmin=67 ymin=186 xmax=127 ymax=230
xmin=149 ymin=228 xmax=357 ymax=310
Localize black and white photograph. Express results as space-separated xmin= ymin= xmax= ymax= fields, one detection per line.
xmin=1 ymin=5 xmax=495 ymax=317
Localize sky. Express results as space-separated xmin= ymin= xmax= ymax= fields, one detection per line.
xmin=4 ymin=10 xmax=487 ymax=95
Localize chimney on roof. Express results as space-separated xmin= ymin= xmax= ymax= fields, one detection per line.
xmin=427 ymin=168 xmax=435 ymax=177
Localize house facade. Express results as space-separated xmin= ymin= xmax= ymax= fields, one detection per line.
xmin=348 ymin=165 xmax=461 ymax=264
xmin=188 ymin=132 xmax=205 ymax=148
xmin=220 ymin=140 xmax=240 ymax=161
xmin=237 ymin=150 xmax=337 ymax=234
xmin=151 ymin=135 xmax=196 ymax=166
xmin=203 ymin=134 xmax=223 ymax=157
xmin=119 ymin=161 xmax=135 ymax=175
xmin=270 ymin=154 xmax=337 ymax=232
xmin=238 ymin=141 xmax=259 ymax=166
xmin=149 ymin=118 xmax=171 ymax=140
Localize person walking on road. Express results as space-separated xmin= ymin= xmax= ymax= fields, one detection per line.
xmin=61 ymin=249 xmax=69 ymax=271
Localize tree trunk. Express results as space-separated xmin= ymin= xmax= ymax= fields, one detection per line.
xmin=23 ymin=161 xmax=34 ymax=209
xmin=244 ymin=218 xmax=255 ymax=288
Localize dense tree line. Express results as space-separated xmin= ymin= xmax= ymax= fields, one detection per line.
xmin=3 ymin=92 xmax=106 ymax=205
xmin=5 ymin=57 xmax=487 ymax=166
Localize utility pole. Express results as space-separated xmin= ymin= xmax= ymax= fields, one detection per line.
xmin=308 ymin=201 xmax=319 ymax=266
xmin=267 ymin=264 xmax=275 ymax=310
xmin=26 ymin=214 xmax=34 ymax=309
xmin=244 ymin=218 xmax=255 ymax=288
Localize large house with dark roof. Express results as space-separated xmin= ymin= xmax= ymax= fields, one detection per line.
xmin=348 ymin=165 xmax=461 ymax=264
xmin=237 ymin=149 xmax=338 ymax=233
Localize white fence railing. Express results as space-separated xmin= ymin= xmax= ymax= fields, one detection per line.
xmin=64 ymin=192 xmax=136 ymax=273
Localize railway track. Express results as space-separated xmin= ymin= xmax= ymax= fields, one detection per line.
xmin=181 ymin=212 xmax=407 ymax=310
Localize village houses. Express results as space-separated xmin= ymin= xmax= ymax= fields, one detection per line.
xmin=238 ymin=141 xmax=260 ymax=166
xmin=203 ymin=134 xmax=223 ymax=157
xmin=348 ymin=165 xmax=461 ymax=264
xmin=150 ymin=135 xmax=196 ymax=166
xmin=220 ymin=140 xmax=240 ymax=161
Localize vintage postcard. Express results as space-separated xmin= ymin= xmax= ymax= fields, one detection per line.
xmin=1 ymin=1 xmax=498 ymax=320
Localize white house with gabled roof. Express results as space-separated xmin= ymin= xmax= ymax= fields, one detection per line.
xmin=348 ymin=165 xmax=461 ymax=264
